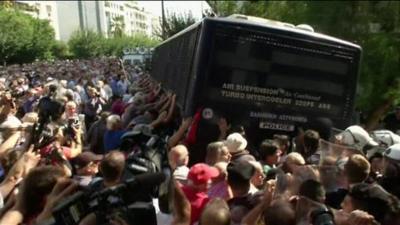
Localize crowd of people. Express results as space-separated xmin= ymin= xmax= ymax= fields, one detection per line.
xmin=0 ymin=57 xmax=399 ymax=225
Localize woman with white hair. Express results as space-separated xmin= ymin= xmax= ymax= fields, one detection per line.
xmin=103 ymin=114 xmax=126 ymax=152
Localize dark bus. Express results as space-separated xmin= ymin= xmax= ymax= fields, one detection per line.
xmin=151 ymin=15 xmax=361 ymax=144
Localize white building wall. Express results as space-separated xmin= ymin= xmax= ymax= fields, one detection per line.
xmin=55 ymin=1 xmax=81 ymax=41
xmin=17 ymin=1 xmax=156 ymax=41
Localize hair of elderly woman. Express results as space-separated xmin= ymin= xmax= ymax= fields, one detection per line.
xmin=205 ymin=141 xmax=227 ymax=165
xmin=106 ymin=114 xmax=121 ymax=130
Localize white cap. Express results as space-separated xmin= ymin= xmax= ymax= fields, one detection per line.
xmin=225 ymin=133 xmax=247 ymax=153
xmin=384 ymin=144 xmax=400 ymax=161
xmin=371 ymin=130 xmax=400 ymax=147
xmin=335 ymin=125 xmax=378 ymax=150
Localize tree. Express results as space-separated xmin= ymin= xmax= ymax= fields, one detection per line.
xmin=207 ymin=1 xmax=400 ymax=129
xmin=51 ymin=40 xmax=72 ymax=59
xmin=101 ymin=34 xmax=159 ymax=57
xmin=110 ymin=15 xmax=125 ymax=38
xmin=155 ymin=11 xmax=197 ymax=40
xmin=0 ymin=7 xmax=55 ymax=65
xmin=68 ymin=30 xmax=103 ymax=59
xmin=206 ymin=1 xmax=241 ymax=17
xmin=68 ymin=29 xmax=159 ymax=59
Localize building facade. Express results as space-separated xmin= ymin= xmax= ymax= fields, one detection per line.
xmin=103 ymin=1 xmax=158 ymax=37
xmin=17 ymin=1 xmax=159 ymax=41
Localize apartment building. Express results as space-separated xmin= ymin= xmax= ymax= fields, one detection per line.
xmin=16 ymin=1 xmax=159 ymax=41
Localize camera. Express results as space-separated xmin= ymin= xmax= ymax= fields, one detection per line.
xmin=120 ymin=124 xmax=168 ymax=173
xmin=310 ymin=207 xmax=335 ymax=225
xmin=61 ymin=117 xmax=80 ymax=138
xmin=51 ymin=172 xmax=166 ymax=225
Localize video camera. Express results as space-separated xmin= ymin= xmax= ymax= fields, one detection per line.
xmin=51 ymin=172 xmax=166 ymax=225
xmin=120 ymin=124 xmax=172 ymax=213
xmin=121 ymin=124 xmax=168 ymax=174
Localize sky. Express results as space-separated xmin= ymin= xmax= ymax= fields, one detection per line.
xmin=136 ymin=1 xmax=211 ymax=19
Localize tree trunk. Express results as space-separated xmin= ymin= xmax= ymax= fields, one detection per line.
xmin=364 ymin=95 xmax=396 ymax=131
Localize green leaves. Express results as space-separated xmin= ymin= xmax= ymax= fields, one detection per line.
xmin=110 ymin=16 xmax=125 ymax=38
xmin=155 ymin=11 xmax=196 ymax=40
xmin=68 ymin=30 xmax=159 ymax=59
xmin=68 ymin=30 xmax=104 ymax=59
xmin=0 ymin=8 xmax=55 ymax=65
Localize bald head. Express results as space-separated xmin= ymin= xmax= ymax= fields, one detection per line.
xmin=169 ymin=145 xmax=189 ymax=170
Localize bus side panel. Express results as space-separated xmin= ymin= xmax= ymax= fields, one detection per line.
xmin=184 ymin=19 xmax=215 ymax=116
xmin=197 ymin=20 xmax=361 ymax=142
xmin=151 ymin=24 xmax=201 ymax=110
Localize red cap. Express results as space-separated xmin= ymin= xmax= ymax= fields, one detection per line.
xmin=188 ymin=163 xmax=219 ymax=185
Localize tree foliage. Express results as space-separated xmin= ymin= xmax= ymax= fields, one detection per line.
xmin=68 ymin=30 xmax=159 ymax=59
xmin=100 ymin=34 xmax=159 ymax=57
xmin=51 ymin=40 xmax=72 ymax=59
xmin=207 ymin=1 xmax=400 ymax=129
xmin=155 ymin=11 xmax=197 ymax=40
xmin=0 ymin=7 xmax=56 ymax=65
xmin=68 ymin=30 xmax=104 ymax=59
xmin=110 ymin=15 xmax=125 ymax=38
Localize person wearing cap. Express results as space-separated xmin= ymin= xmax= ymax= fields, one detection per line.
xmin=335 ymin=125 xmax=379 ymax=155
xmin=225 ymin=133 xmax=255 ymax=163
xmin=181 ymin=163 xmax=219 ymax=225
xmin=72 ymin=152 xmax=103 ymax=187
xmin=379 ymin=143 xmax=400 ymax=199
